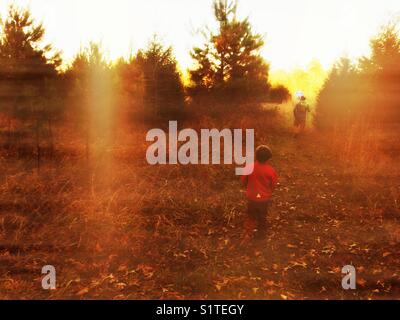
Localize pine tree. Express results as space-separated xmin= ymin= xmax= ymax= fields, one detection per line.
xmin=136 ymin=40 xmax=185 ymax=120
xmin=0 ymin=6 xmax=61 ymax=115
xmin=190 ymin=0 xmax=270 ymax=100
xmin=315 ymin=58 xmax=360 ymax=130
xmin=0 ymin=6 xmax=61 ymax=168
xmin=66 ymin=43 xmax=113 ymax=159
xmin=360 ymin=23 xmax=400 ymax=82
xmin=315 ymin=24 xmax=400 ymax=129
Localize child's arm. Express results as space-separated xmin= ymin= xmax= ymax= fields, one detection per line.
xmin=270 ymin=168 xmax=279 ymax=191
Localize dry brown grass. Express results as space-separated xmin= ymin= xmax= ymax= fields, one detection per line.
xmin=0 ymin=108 xmax=399 ymax=300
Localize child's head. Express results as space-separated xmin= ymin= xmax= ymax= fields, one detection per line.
xmin=256 ymin=145 xmax=272 ymax=164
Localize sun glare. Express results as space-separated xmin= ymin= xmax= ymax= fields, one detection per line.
xmin=1 ymin=0 xmax=400 ymax=302
xmin=1 ymin=0 xmax=399 ymax=73
xmin=0 ymin=0 xmax=398 ymax=100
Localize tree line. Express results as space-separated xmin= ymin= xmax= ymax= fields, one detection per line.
xmin=0 ymin=1 xmax=399 ymax=168
xmin=315 ymin=23 xmax=400 ymax=130
xmin=0 ymin=2 xmax=292 ymax=166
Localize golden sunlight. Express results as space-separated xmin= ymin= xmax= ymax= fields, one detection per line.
xmin=1 ymin=0 xmax=398 ymax=71
xmin=1 ymin=0 xmax=400 ymax=302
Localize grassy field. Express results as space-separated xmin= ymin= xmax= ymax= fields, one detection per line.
xmin=0 ymin=108 xmax=399 ymax=300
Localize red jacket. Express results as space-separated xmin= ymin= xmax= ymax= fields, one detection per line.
xmin=241 ymin=162 xmax=278 ymax=202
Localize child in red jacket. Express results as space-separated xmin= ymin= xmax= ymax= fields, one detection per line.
xmin=241 ymin=145 xmax=278 ymax=242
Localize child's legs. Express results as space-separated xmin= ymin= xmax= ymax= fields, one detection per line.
xmin=256 ymin=207 xmax=268 ymax=233
xmin=254 ymin=202 xmax=269 ymax=238
xmin=243 ymin=215 xmax=257 ymax=238
xmin=242 ymin=202 xmax=258 ymax=243
xmin=244 ymin=201 xmax=269 ymax=240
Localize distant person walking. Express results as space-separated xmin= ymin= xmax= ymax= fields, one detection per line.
xmin=293 ymin=95 xmax=311 ymax=137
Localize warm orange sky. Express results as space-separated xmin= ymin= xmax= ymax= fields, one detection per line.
xmin=0 ymin=0 xmax=399 ymax=72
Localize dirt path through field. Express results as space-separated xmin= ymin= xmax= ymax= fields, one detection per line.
xmin=1 ymin=130 xmax=399 ymax=299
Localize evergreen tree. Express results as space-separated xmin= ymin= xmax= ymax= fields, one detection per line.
xmin=315 ymin=24 xmax=400 ymax=129
xmin=0 ymin=6 xmax=61 ymax=119
xmin=315 ymin=58 xmax=361 ymax=130
xmin=360 ymin=23 xmax=400 ymax=83
xmin=190 ymin=0 xmax=270 ymax=100
xmin=136 ymin=40 xmax=185 ymax=120
xmin=66 ymin=43 xmax=113 ymax=159
xmin=0 ymin=6 xmax=61 ymax=168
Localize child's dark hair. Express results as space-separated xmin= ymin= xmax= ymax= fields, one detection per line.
xmin=256 ymin=145 xmax=272 ymax=163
